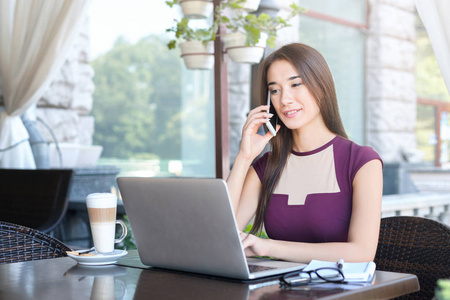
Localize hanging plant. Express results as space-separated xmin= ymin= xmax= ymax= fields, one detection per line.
xmin=216 ymin=1 xmax=305 ymax=48
xmin=166 ymin=18 xmax=215 ymax=69
xmin=165 ymin=0 xmax=306 ymax=66
xmin=222 ymin=32 xmax=268 ymax=64
xmin=215 ymin=0 xmax=306 ymax=63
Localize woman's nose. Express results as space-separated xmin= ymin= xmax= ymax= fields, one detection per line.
xmin=280 ymin=91 xmax=294 ymax=106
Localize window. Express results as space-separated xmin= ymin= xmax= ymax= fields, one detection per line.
xmin=90 ymin=0 xmax=215 ymax=177
xmin=299 ymin=0 xmax=367 ymax=144
xmin=416 ymin=103 xmax=437 ymax=163
xmin=416 ymin=14 xmax=450 ymax=166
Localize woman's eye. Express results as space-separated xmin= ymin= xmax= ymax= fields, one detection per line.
xmin=270 ymin=89 xmax=279 ymax=95
xmin=292 ymin=83 xmax=303 ymax=88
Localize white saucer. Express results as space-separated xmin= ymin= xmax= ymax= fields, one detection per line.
xmin=67 ymin=249 xmax=128 ymax=266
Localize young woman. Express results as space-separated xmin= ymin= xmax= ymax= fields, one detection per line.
xmin=227 ymin=43 xmax=383 ymax=264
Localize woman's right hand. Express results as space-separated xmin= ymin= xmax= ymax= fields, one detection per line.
xmin=238 ymin=105 xmax=279 ymax=161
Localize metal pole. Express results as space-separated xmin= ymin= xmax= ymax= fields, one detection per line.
xmin=213 ymin=0 xmax=230 ymax=179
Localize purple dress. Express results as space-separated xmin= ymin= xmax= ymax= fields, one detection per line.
xmin=253 ymin=136 xmax=382 ymax=243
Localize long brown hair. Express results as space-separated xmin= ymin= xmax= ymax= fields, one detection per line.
xmin=250 ymin=43 xmax=348 ymax=235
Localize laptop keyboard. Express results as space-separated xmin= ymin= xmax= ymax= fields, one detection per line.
xmin=248 ymin=264 xmax=276 ymax=273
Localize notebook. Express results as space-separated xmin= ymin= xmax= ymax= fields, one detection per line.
xmin=303 ymin=260 xmax=376 ymax=282
xmin=117 ymin=177 xmax=305 ymax=280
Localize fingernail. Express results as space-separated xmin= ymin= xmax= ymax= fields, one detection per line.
xmin=267 ymin=113 xmax=274 ymax=117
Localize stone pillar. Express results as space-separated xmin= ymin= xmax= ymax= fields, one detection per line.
xmin=36 ymin=17 xmax=95 ymax=146
xmin=228 ymin=62 xmax=251 ymax=164
xmin=366 ymin=0 xmax=417 ymax=162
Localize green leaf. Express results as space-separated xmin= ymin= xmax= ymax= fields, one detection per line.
xmin=266 ymin=36 xmax=276 ymax=48
xmin=165 ymin=0 xmax=178 ymax=8
xmin=243 ymin=24 xmax=260 ymax=46
xmin=167 ymin=40 xmax=176 ymax=49
xmin=165 ymin=16 xmax=215 ymax=49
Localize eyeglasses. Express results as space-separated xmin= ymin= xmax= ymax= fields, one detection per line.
xmin=280 ymin=267 xmax=346 ymax=287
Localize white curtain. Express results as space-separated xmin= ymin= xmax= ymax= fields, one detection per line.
xmin=415 ymin=0 xmax=450 ymax=94
xmin=0 ymin=0 xmax=92 ymax=168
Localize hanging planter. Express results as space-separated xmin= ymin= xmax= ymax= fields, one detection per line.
xmin=180 ymin=41 xmax=214 ymax=70
xmin=179 ymin=0 xmax=213 ymax=19
xmin=241 ymin=0 xmax=261 ymax=12
xmin=166 ymin=1 xmax=306 ymax=66
xmin=215 ymin=1 xmax=306 ymax=63
xmin=223 ymin=32 xmax=267 ymax=64
xmin=166 ymin=18 xmax=215 ymax=69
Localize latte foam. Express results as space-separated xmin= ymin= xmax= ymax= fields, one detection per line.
xmin=86 ymin=193 xmax=117 ymax=208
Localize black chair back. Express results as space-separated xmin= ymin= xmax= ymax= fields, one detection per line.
xmin=0 ymin=169 xmax=73 ymax=233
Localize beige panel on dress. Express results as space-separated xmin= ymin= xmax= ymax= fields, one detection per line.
xmin=274 ymin=145 xmax=340 ymax=205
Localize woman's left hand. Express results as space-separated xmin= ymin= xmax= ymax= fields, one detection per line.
xmin=239 ymin=232 xmax=271 ymax=257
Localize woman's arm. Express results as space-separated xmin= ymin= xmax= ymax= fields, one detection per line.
xmin=226 ymin=153 xmax=255 ymax=217
xmin=226 ymin=105 xmax=277 ymax=216
xmin=233 ymin=167 xmax=263 ymax=231
xmin=240 ymin=159 xmax=383 ymax=263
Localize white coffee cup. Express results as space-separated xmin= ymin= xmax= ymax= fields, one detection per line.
xmin=86 ymin=193 xmax=127 ymax=253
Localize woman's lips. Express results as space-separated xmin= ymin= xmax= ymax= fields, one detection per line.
xmin=283 ymin=109 xmax=301 ymax=118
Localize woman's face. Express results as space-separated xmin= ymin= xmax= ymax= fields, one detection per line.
xmin=267 ymin=59 xmax=323 ymax=133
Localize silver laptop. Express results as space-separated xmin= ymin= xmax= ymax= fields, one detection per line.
xmin=117 ymin=177 xmax=305 ymax=280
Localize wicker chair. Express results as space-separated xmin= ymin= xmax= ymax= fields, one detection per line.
xmin=374 ymin=216 xmax=450 ymax=299
xmin=0 ymin=221 xmax=72 ymax=264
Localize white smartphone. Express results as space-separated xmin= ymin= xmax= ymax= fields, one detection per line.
xmin=265 ymin=92 xmax=278 ymax=136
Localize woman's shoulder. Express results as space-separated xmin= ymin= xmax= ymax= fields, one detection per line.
xmin=334 ymin=136 xmax=381 ymax=160
xmin=333 ymin=136 xmax=383 ymax=180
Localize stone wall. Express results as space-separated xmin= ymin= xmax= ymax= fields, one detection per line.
xmin=366 ymin=0 xmax=417 ymax=162
xmin=36 ymin=18 xmax=95 ymax=146
xmin=228 ymin=62 xmax=251 ymax=163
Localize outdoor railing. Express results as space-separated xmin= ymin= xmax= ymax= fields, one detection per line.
xmin=382 ymin=192 xmax=450 ymax=226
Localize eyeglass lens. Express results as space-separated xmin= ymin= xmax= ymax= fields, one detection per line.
xmin=281 ymin=268 xmax=345 ymax=286
xmin=315 ymin=268 xmax=345 ymax=282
